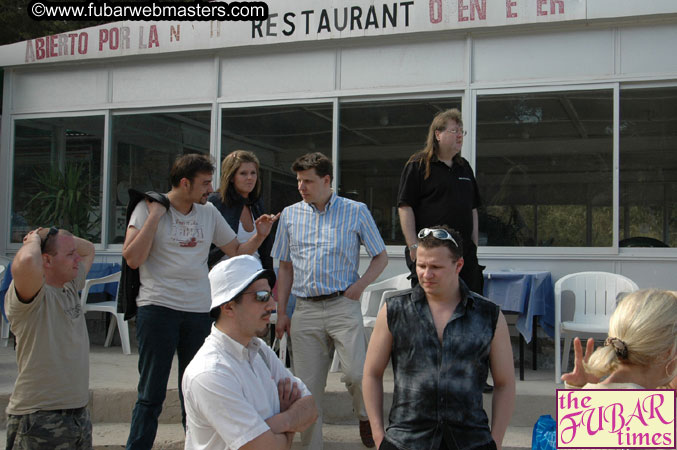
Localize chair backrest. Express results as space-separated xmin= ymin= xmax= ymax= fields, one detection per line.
xmin=378 ymin=288 xmax=413 ymax=315
xmin=361 ymin=273 xmax=410 ymax=317
xmin=555 ymin=272 xmax=639 ymax=325
xmin=80 ymin=271 xmax=122 ymax=310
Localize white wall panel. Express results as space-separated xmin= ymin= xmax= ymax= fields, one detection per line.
xmin=12 ymin=66 xmax=108 ymax=112
xmin=620 ymin=25 xmax=677 ymax=76
xmin=340 ymin=40 xmax=464 ymax=90
xmin=220 ymin=50 xmax=336 ymax=97
xmin=112 ymin=56 xmax=214 ymax=103
xmin=588 ymin=0 xmax=677 ymax=19
xmin=473 ymin=29 xmax=614 ymax=83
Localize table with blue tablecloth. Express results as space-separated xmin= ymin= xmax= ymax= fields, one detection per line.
xmin=483 ymin=270 xmax=555 ymax=380
xmin=1 ymin=261 xmax=121 ymax=321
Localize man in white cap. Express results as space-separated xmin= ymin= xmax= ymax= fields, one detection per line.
xmin=182 ymin=255 xmax=318 ymax=449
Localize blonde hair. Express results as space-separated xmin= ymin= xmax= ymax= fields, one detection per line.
xmin=585 ymin=289 xmax=677 ymax=385
xmin=407 ymin=108 xmax=464 ymax=180
xmin=217 ymin=150 xmax=261 ymax=206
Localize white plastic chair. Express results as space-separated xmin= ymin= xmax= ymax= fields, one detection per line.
xmin=330 ymin=274 xmax=410 ymax=373
xmin=79 ymin=271 xmax=131 ymax=355
xmin=268 ymin=312 xmax=289 ymax=365
xmin=271 ymin=332 xmax=288 ymax=365
xmin=554 ymin=271 xmax=639 ymax=383
xmin=361 ymin=273 xmax=411 ymax=330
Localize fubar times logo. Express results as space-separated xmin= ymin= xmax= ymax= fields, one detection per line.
xmin=556 ymin=389 xmax=676 ymax=449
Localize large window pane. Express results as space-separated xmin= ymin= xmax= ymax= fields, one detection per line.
xmin=619 ymin=88 xmax=677 ymax=248
xmin=221 ymin=104 xmax=333 ymax=214
xmin=12 ymin=116 xmax=104 ymax=243
xmin=109 ymin=111 xmax=211 ymax=244
xmin=476 ymin=90 xmax=613 ymax=247
xmin=339 ymin=98 xmax=461 ymax=245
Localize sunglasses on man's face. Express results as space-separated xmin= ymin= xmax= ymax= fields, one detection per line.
xmin=40 ymin=226 xmax=59 ymax=253
xmin=417 ymin=228 xmax=459 ymax=247
xmin=241 ymin=290 xmax=273 ymax=303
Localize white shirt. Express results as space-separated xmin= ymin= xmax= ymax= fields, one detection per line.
xmin=182 ymin=325 xmax=310 ymax=450
xmin=215 ymin=213 xmax=259 ymax=266
xmin=129 ymin=201 xmax=236 ymax=312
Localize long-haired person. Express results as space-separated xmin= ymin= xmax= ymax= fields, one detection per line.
xmin=208 ymin=150 xmax=274 ymax=270
xmin=563 ymin=289 xmax=677 ymax=390
xmin=397 ymin=108 xmax=484 ymax=294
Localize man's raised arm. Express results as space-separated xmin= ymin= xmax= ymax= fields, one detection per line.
xmin=12 ymin=229 xmax=46 ymax=301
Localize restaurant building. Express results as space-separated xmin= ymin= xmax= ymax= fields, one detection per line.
xmin=1 ymin=0 xmax=677 ymax=290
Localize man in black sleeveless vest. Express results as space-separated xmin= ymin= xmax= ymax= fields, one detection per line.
xmin=362 ymin=226 xmax=516 ymax=450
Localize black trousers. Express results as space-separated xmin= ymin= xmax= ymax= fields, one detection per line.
xmin=379 ymin=437 xmax=497 ymax=450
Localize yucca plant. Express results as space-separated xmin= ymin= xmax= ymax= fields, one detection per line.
xmin=25 ymin=163 xmax=99 ymax=240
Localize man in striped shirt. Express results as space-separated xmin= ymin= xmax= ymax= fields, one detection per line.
xmin=272 ymin=152 xmax=388 ymax=449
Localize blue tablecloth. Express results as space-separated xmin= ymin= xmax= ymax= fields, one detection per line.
xmin=483 ymin=270 xmax=555 ymax=343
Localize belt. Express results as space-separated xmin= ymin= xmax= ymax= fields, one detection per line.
xmin=299 ymin=291 xmax=344 ymax=301
xmin=42 ymin=407 xmax=86 ymax=415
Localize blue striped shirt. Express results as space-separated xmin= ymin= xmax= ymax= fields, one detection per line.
xmin=271 ymin=192 xmax=386 ymax=298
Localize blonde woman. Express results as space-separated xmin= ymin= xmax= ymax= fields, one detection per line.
xmin=562 ymin=289 xmax=677 ymax=390
xmin=208 ymin=150 xmax=274 ymax=270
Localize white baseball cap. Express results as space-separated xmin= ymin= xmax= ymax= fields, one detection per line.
xmin=209 ymin=255 xmax=276 ymax=317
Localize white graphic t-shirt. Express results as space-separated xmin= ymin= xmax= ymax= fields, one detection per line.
xmin=129 ymin=201 xmax=236 ymax=312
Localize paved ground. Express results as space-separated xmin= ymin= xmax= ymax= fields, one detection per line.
xmin=0 ymin=339 xmax=558 ymax=449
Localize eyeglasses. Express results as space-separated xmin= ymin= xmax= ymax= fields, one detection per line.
xmin=241 ymin=290 xmax=273 ymax=303
xmin=442 ymin=128 xmax=467 ymax=137
xmin=40 ymin=226 xmax=59 ymax=253
xmin=417 ymin=228 xmax=458 ymax=247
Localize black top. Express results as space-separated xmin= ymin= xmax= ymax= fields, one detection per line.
xmin=206 ymin=192 xmax=273 ymax=270
xmin=397 ymin=155 xmax=481 ymax=243
xmin=385 ymin=282 xmax=499 ymax=450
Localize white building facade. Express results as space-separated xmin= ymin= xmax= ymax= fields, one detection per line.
xmin=1 ymin=0 xmax=677 ymax=288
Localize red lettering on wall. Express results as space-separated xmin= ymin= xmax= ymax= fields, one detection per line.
xmin=121 ymin=27 xmax=131 ymax=49
xmin=506 ymin=0 xmax=517 ymax=18
xmin=68 ymin=34 xmax=78 ymax=55
xmin=148 ymin=25 xmax=159 ymax=48
xmin=57 ymin=34 xmax=68 ymax=56
xmin=99 ymin=29 xmax=109 ymax=51
xmin=429 ymin=0 xmax=442 ymax=24
xmin=470 ymin=0 xmax=486 ymax=20
xmin=48 ymin=35 xmax=57 ymax=57
xmin=550 ymin=0 xmax=564 ymax=14
xmin=110 ymin=27 xmax=119 ymax=50
xmin=537 ymin=0 xmax=564 ymax=16
xmin=458 ymin=0 xmax=469 ymax=22
xmin=170 ymin=24 xmax=181 ymax=42
xmin=35 ymin=38 xmax=45 ymax=60
xmin=78 ymin=33 xmax=88 ymax=54
xmin=536 ymin=0 xmax=547 ymax=15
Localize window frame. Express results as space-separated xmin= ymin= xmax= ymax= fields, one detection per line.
xmin=616 ymin=80 xmax=677 ymax=258
xmin=105 ymin=106 xmax=213 ymax=250
xmin=471 ymin=82 xmax=619 ymax=256
xmin=7 ymin=110 xmax=108 ymax=251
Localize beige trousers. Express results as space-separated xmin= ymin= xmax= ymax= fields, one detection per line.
xmin=290 ymin=295 xmax=368 ymax=450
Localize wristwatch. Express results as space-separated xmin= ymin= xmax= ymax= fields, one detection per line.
xmin=408 ymin=243 xmax=418 ymax=250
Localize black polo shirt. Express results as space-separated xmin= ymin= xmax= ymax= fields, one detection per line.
xmin=397 ymin=155 xmax=481 ymax=242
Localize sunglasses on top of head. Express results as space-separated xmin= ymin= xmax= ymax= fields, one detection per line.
xmin=417 ymin=228 xmax=459 ymax=248
xmin=40 ymin=226 xmax=59 ymax=253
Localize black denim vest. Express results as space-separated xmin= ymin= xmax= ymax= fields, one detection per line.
xmin=385 ymin=282 xmax=499 ymax=450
